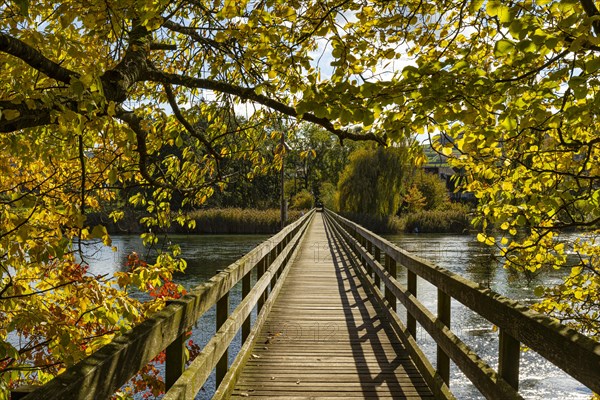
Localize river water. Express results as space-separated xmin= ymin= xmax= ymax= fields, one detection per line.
xmin=386 ymin=233 xmax=591 ymax=400
xmin=83 ymin=232 xmax=592 ymax=400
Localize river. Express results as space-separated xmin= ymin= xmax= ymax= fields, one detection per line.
xmin=386 ymin=233 xmax=591 ymax=400
xmin=83 ymin=232 xmax=591 ymax=400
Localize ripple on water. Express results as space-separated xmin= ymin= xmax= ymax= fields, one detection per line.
xmin=386 ymin=232 xmax=593 ymax=400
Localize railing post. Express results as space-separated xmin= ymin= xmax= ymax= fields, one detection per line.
xmin=384 ymin=255 xmax=397 ymax=312
xmin=364 ymin=239 xmax=373 ymax=277
xmin=257 ymin=256 xmax=266 ymax=312
xmin=374 ymin=246 xmax=381 ymax=289
xmin=269 ymin=248 xmax=278 ymax=291
xmin=216 ymin=292 xmax=229 ymax=387
xmin=241 ymin=271 xmax=251 ymax=343
xmin=498 ymin=329 xmax=520 ymax=390
xmin=437 ymin=289 xmax=451 ymax=385
xmin=165 ymin=301 xmax=186 ymax=390
xmin=357 ymin=235 xmax=365 ymax=268
xmin=407 ymin=270 xmax=417 ymax=337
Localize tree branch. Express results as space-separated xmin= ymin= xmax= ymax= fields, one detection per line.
xmin=143 ymin=69 xmax=386 ymax=144
xmin=0 ymin=99 xmax=54 ymax=132
xmin=0 ymin=32 xmax=77 ymax=84
xmin=163 ymin=84 xmax=221 ymax=160
xmin=494 ymin=49 xmax=570 ymax=83
xmin=116 ymin=108 xmax=217 ymax=193
xmin=580 ymin=0 xmax=600 ymax=36
xmin=162 ymin=20 xmax=224 ymax=51
xmin=149 ymin=42 xmax=177 ymax=51
xmin=100 ymin=23 xmax=152 ymax=103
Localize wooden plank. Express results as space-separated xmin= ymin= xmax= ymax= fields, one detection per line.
xmin=327 ymin=213 xmax=519 ymax=400
xmin=162 ymin=214 xmax=312 ymax=399
xmin=232 ymin=214 xmax=435 ymax=399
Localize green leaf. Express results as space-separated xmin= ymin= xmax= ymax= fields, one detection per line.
xmin=2 ymin=109 xmax=21 ymax=121
xmin=494 ymin=39 xmax=513 ymax=56
xmin=13 ymin=0 xmax=29 ymax=16
xmin=585 ymin=58 xmax=600 ymax=74
xmin=90 ymin=225 xmax=108 ymax=239
xmin=534 ymin=286 xmax=545 ymax=297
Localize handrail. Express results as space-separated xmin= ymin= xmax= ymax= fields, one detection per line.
xmin=324 ymin=209 xmax=600 ymax=399
xmin=23 ymin=210 xmax=315 ymax=400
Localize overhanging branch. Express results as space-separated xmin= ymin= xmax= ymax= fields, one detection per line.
xmin=143 ymin=70 xmax=386 ymax=144
xmin=163 ymin=84 xmax=221 ymax=160
xmin=116 ymin=108 xmax=218 ymax=193
xmin=580 ymin=0 xmax=600 ymax=36
xmin=0 ymin=32 xmax=77 ymax=84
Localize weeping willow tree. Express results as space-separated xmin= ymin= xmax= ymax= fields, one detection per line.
xmin=335 ymin=145 xmax=414 ymax=217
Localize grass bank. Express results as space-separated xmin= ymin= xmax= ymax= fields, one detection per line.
xmin=185 ymin=208 xmax=303 ymax=234
xmin=87 ymin=208 xmax=304 ymax=235
xmin=341 ymin=203 xmax=471 ymax=234
xmin=398 ymin=204 xmax=471 ymax=234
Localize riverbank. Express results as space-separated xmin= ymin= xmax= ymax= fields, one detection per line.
xmin=86 ymin=208 xmax=304 ymax=234
xmin=342 ymin=203 xmax=471 ymax=234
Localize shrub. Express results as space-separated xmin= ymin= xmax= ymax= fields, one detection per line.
xmin=400 ymin=202 xmax=470 ymax=234
xmin=403 ymin=171 xmax=450 ymax=212
xmin=291 ymin=189 xmax=314 ymax=209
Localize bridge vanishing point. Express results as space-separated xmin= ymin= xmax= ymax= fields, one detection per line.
xmin=16 ymin=210 xmax=600 ymax=399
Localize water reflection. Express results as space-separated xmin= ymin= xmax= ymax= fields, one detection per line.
xmin=386 ymin=233 xmax=591 ymax=400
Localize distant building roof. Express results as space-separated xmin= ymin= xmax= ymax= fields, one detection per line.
xmin=422 ymin=143 xmax=451 ymax=168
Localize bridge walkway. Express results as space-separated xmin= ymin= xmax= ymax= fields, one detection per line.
xmin=230 ymin=213 xmax=433 ymax=399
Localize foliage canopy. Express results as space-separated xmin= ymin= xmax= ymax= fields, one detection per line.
xmin=1 ymin=0 xmax=600 ymax=395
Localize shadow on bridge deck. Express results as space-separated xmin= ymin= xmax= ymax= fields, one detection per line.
xmin=231 ymin=213 xmax=433 ymax=399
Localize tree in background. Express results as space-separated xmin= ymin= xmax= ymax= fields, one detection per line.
xmin=336 ymin=145 xmax=415 ymax=217
xmin=402 ymin=172 xmax=451 ymax=213
xmin=284 ymin=124 xmax=358 ymax=204
xmin=290 ymin=189 xmax=314 ymax=210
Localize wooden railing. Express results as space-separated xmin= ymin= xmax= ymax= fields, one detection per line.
xmin=22 ymin=210 xmax=315 ymax=400
xmin=324 ymin=209 xmax=600 ymax=400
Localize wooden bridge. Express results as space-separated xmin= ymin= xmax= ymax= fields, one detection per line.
xmin=19 ymin=210 xmax=600 ymax=399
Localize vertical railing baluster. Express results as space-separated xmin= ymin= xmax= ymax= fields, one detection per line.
xmin=216 ymin=292 xmax=229 ymax=386
xmin=499 ymin=329 xmax=520 ymax=390
xmin=374 ymin=246 xmax=381 ymax=289
xmin=257 ymin=255 xmax=266 ymax=312
xmin=165 ymin=301 xmax=186 ymax=390
xmin=407 ymin=270 xmax=417 ymax=337
xmin=384 ymin=255 xmax=397 ymax=312
xmin=437 ymin=289 xmax=451 ymax=385
xmin=360 ymin=236 xmax=369 ymax=274
xmin=241 ymin=271 xmax=251 ymax=343
xmin=269 ymin=248 xmax=278 ymax=292
xmin=365 ymin=239 xmax=373 ymax=277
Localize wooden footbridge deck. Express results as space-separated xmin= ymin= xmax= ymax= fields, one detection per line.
xmin=230 ymin=213 xmax=431 ymax=399
xmin=20 ymin=210 xmax=600 ymax=400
